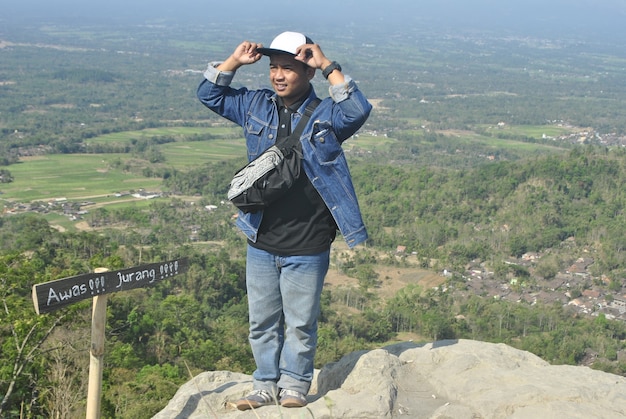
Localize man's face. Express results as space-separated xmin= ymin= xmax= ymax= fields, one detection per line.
xmin=269 ymin=54 xmax=315 ymax=107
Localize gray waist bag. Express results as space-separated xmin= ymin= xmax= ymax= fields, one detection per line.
xmin=227 ymin=99 xmax=320 ymax=213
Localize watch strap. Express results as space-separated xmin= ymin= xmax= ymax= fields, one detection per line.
xmin=322 ymin=61 xmax=342 ymax=79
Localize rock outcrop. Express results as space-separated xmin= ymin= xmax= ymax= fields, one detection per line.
xmin=153 ymin=339 xmax=626 ymax=418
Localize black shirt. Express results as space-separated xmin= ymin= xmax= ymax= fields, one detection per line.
xmin=250 ymin=94 xmax=337 ymax=255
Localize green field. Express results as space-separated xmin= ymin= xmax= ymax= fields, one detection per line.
xmin=480 ymin=124 xmax=574 ymax=139
xmin=1 ymin=154 xmax=163 ymax=202
xmin=437 ymin=131 xmax=565 ymax=152
xmin=1 ymin=125 xmax=249 ymax=203
xmin=2 ymin=129 xmax=396 ymax=204
xmin=84 ymin=127 xmax=241 ymax=145
xmin=0 ymin=124 xmax=558 ymax=207
xmin=160 ymin=139 xmax=246 ymax=166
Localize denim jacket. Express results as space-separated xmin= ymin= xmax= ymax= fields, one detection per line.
xmin=197 ymin=62 xmax=372 ymax=248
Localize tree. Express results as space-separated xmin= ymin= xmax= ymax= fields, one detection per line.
xmin=42 ymin=333 xmax=88 ymax=418
xmin=0 ymin=169 xmax=13 ymax=183
xmin=355 ymin=264 xmax=380 ymax=291
xmin=0 ymin=254 xmax=67 ymax=418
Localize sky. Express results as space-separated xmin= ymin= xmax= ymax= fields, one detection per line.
xmin=2 ymin=0 xmax=625 ymax=40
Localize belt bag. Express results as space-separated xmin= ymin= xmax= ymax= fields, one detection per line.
xmin=228 ymin=99 xmax=320 ymax=213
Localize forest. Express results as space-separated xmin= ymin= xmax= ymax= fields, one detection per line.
xmin=2 ymin=15 xmax=626 ymax=419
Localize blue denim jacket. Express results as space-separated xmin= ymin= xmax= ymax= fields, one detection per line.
xmin=197 ymin=63 xmax=372 ymax=248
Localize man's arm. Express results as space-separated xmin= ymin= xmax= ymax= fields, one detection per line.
xmin=198 ymin=40 xmax=264 ymax=126
xmin=217 ymin=41 xmax=264 ymax=72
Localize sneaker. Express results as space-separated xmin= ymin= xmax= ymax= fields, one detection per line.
xmin=279 ymin=389 xmax=307 ymax=408
xmin=235 ymin=389 xmax=276 ymax=411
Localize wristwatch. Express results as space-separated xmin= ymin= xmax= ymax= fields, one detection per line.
xmin=322 ymin=61 xmax=342 ymax=79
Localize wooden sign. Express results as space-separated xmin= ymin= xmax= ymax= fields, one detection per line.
xmin=32 ymin=258 xmax=188 ymax=314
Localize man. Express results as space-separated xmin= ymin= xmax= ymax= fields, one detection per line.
xmin=197 ymin=31 xmax=371 ymax=410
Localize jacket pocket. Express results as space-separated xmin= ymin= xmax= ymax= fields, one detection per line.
xmin=245 ymin=116 xmax=270 ymax=158
xmin=310 ymin=121 xmax=342 ymax=164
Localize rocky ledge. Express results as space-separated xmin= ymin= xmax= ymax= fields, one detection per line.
xmin=153 ymin=339 xmax=626 ymax=418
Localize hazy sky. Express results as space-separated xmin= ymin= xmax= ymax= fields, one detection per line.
xmin=2 ymin=0 xmax=625 ymax=40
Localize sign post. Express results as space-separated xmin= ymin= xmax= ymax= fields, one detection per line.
xmin=85 ymin=268 xmax=108 ymax=419
xmin=32 ymin=258 xmax=189 ymax=418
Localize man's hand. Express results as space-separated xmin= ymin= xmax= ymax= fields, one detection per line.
xmin=294 ymin=43 xmax=330 ymax=70
xmin=218 ymin=41 xmax=263 ymax=72
xmin=294 ymin=43 xmax=344 ymax=84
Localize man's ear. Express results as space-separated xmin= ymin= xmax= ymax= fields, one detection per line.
xmin=306 ymin=66 xmax=316 ymax=80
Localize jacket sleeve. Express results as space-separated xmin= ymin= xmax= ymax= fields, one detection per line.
xmin=196 ymin=62 xmax=251 ymax=127
xmin=327 ymin=76 xmax=372 ymax=142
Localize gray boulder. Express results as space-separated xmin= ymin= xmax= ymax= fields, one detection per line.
xmin=153 ymin=339 xmax=626 ymax=418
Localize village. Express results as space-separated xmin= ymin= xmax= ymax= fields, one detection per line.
xmin=1 ymin=189 xmax=165 ymax=221
xmin=448 ymin=248 xmax=626 ymax=323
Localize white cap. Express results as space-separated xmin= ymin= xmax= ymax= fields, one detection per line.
xmin=257 ymin=31 xmax=313 ymax=56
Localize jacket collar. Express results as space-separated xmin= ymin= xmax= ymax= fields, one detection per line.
xmin=273 ymin=85 xmax=317 ymax=115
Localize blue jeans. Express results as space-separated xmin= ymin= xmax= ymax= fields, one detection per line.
xmin=246 ymin=244 xmax=330 ymax=395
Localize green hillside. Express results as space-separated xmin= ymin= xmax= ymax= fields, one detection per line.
xmin=3 ymin=17 xmax=626 ymax=419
